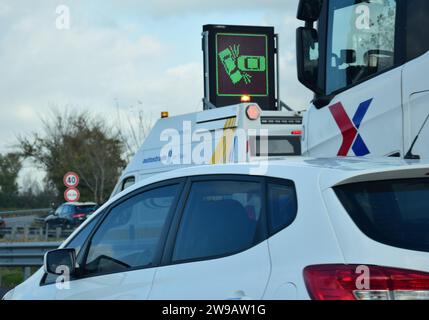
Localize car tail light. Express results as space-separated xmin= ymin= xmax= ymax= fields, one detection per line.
xmin=291 ymin=130 xmax=302 ymax=135
xmin=304 ymin=264 xmax=429 ymax=300
xmin=72 ymin=213 xmax=86 ymax=219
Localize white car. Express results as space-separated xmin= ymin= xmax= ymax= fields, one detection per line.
xmin=4 ymin=157 xmax=429 ymax=300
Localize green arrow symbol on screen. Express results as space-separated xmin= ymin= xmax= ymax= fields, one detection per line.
xmin=218 ymin=44 xmax=266 ymax=85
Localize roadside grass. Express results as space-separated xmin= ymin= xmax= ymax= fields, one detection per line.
xmin=0 ymin=268 xmax=24 ymax=288
xmin=0 ymin=267 xmax=40 ymax=288
xmin=0 ymin=267 xmax=37 ymax=289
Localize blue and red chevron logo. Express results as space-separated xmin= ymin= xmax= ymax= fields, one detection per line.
xmin=329 ymin=99 xmax=373 ymax=156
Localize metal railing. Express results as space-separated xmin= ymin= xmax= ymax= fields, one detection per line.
xmin=0 ymin=241 xmax=61 ymax=283
xmin=0 ymin=208 xmax=51 ymax=217
xmin=0 ymin=226 xmax=74 ymax=242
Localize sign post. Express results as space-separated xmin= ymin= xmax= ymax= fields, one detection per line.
xmin=203 ymin=24 xmax=278 ymax=110
xmin=63 ymin=172 xmax=80 ymax=202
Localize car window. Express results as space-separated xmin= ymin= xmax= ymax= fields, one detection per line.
xmin=59 ymin=206 xmax=70 ymax=217
xmin=54 ymin=205 xmax=63 ymax=216
xmin=172 ymin=180 xmax=265 ymax=262
xmin=267 ymin=181 xmax=297 ymax=235
xmin=65 ymin=206 xmax=74 ymax=214
xmin=42 ymin=213 xmax=103 ymax=285
xmin=75 ymin=205 xmax=97 ymax=214
xmin=83 ymin=184 xmax=178 ymax=276
xmin=66 ymin=214 xmax=103 ymax=255
xmin=335 ymin=178 xmax=429 ymax=253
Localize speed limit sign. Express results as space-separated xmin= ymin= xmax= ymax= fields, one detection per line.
xmin=63 ymin=172 xmax=79 ymax=188
xmin=64 ymin=188 xmax=80 ymax=202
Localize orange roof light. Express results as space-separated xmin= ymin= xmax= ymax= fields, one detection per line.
xmin=161 ymin=111 xmax=169 ymax=118
xmin=246 ymin=104 xmax=260 ymax=120
xmin=241 ymin=95 xmax=251 ymax=103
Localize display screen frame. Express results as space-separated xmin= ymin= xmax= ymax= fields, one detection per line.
xmin=203 ymin=24 xmax=277 ymax=110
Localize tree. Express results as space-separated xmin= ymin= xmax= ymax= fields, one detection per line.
xmin=0 ymin=153 xmax=21 ymax=208
xmin=114 ymin=100 xmax=153 ymax=163
xmin=18 ymin=109 xmax=126 ymax=204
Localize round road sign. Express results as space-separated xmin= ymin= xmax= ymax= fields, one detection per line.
xmin=63 ymin=172 xmax=79 ymax=188
xmin=64 ymin=188 xmax=80 ymax=202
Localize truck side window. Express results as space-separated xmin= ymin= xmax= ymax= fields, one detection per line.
xmin=326 ymin=0 xmax=397 ymax=94
xmin=122 ymin=176 xmax=135 ymax=191
xmin=172 ymin=179 xmax=265 ymax=262
xmin=83 ymin=184 xmax=178 ymax=276
xmin=405 ymin=0 xmax=429 ymax=61
xmin=267 ymin=181 xmax=297 ymax=235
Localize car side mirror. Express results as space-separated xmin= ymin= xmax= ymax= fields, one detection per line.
xmin=44 ymin=248 xmax=77 ymax=275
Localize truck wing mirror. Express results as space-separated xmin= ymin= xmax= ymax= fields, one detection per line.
xmin=297 ymin=0 xmax=322 ymax=22
xmin=296 ymin=27 xmax=324 ymax=96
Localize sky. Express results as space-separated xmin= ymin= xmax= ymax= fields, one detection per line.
xmin=0 ymin=0 xmax=313 ymax=189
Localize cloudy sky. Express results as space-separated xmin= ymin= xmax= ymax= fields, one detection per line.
xmin=0 ymin=0 xmax=313 ymax=186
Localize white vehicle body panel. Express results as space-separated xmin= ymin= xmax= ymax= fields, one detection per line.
xmin=302 ymin=52 xmax=429 ymax=159
xmin=149 ymin=241 xmax=271 ymax=300
xmin=402 ymin=52 xmax=429 ymax=159
xmin=111 ymin=104 xmax=302 ymax=197
xmin=5 ymin=157 xmax=429 ymax=300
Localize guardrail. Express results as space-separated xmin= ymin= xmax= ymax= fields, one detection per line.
xmin=0 ymin=227 xmax=74 ymax=242
xmin=0 ymin=242 xmax=61 ymax=283
xmin=0 ymin=208 xmax=51 ymax=217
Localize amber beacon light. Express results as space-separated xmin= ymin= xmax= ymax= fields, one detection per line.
xmin=240 ymin=95 xmax=251 ymax=103
xmin=161 ymin=111 xmax=169 ymax=118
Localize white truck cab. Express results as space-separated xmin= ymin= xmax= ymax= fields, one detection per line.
xmin=296 ymin=0 xmax=429 ymax=160
xmin=111 ymin=103 xmax=303 ymax=197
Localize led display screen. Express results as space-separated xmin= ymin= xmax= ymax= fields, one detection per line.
xmin=203 ymin=25 xmax=276 ymax=110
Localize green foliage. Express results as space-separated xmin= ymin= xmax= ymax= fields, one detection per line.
xmin=0 ymin=153 xmax=22 ymax=208
xmin=0 ymin=268 xmax=24 ymax=288
xmin=0 ymin=153 xmax=21 ymax=195
xmin=18 ymin=109 xmax=127 ymax=204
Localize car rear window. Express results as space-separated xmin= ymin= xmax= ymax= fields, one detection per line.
xmin=334 ymin=178 xmax=429 ymax=253
xmin=75 ymin=205 xmax=96 ymax=213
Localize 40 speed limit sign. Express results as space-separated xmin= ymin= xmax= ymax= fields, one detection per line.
xmin=63 ymin=172 xmax=79 ymax=188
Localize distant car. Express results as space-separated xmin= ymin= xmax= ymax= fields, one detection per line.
xmin=44 ymin=202 xmax=98 ymax=229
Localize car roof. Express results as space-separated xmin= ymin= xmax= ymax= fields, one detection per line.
xmin=106 ymin=156 xmax=429 ymax=203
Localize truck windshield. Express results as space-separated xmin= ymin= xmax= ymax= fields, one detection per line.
xmin=335 ymin=178 xmax=429 ymax=253
xmin=326 ymin=0 xmax=397 ymax=94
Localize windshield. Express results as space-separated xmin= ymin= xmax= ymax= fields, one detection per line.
xmin=335 ymin=178 xmax=429 ymax=253
xmin=326 ymin=0 xmax=397 ymax=94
